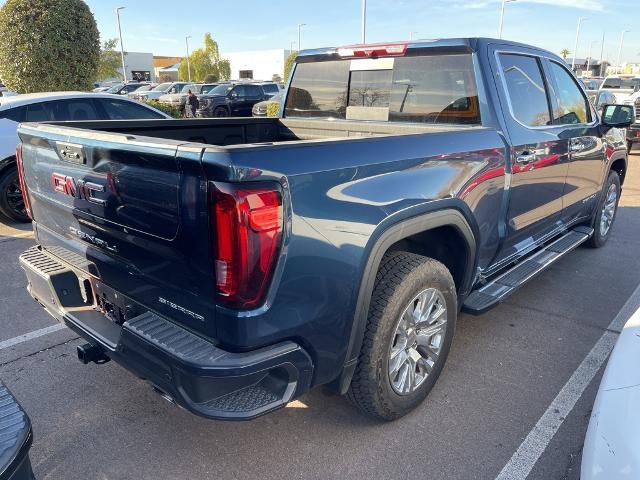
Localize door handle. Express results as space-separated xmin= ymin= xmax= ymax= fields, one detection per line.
xmin=515 ymin=152 xmax=536 ymax=164
xmin=570 ymin=141 xmax=585 ymax=153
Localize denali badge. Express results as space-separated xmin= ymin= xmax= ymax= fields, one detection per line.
xmin=51 ymin=173 xmax=106 ymax=206
xmin=69 ymin=226 xmax=117 ymax=253
xmin=158 ymin=297 xmax=205 ymax=321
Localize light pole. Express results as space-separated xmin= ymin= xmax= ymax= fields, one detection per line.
xmin=185 ymin=36 xmax=192 ymax=83
xmin=617 ymin=29 xmax=630 ymax=73
xmin=297 ymin=23 xmax=306 ymax=51
xmin=498 ymin=0 xmax=516 ymax=39
xmin=410 ymin=31 xmax=419 ymax=40
xmin=290 ymin=41 xmax=297 ymax=52
xmin=586 ymin=40 xmax=597 ymax=76
xmin=571 ymin=17 xmax=587 ymax=72
xmin=598 ymin=31 xmax=605 ymax=77
xmin=361 ymin=0 xmax=367 ymax=43
xmin=116 ymin=7 xmax=127 ymax=82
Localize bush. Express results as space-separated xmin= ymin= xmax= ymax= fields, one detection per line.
xmin=147 ymin=100 xmax=182 ymax=119
xmin=266 ymin=101 xmax=280 ymax=117
xmin=0 ymin=0 xmax=100 ymax=93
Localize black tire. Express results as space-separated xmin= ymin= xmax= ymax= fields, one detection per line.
xmin=0 ymin=166 xmax=29 ymax=222
xmin=347 ymin=251 xmax=457 ymax=421
xmin=213 ymin=107 xmax=229 ymax=118
xmin=585 ymin=170 xmax=621 ymax=248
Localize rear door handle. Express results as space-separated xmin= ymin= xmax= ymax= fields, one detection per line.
xmin=515 ymin=152 xmax=536 ymax=164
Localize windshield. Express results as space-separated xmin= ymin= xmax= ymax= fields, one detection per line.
xmin=207 ymin=84 xmax=233 ymax=96
xmin=285 ymin=54 xmax=480 ymax=124
xmin=152 ymin=82 xmax=172 ymax=91
xmin=180 ymin=84 xmax=197 ymax=94
xmin=106 ymin=84 xmax=124 ymax=93
xmin=134 ymin=85 xmax=152 ymax=92
xmin=602 ymin=77 xmax=640 ymax=89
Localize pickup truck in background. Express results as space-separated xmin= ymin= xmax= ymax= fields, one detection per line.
xmin=16 ymin=38 xmax=634 ymax=421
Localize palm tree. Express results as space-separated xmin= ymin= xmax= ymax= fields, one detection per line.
xmin=560 ymin=48 xmax=570 ymax=59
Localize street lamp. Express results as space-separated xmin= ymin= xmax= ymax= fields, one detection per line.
xmin=290 ymin=41 xmax=297 ymax=52
xmin=586 ymin=40 xmax=598 ymax=75
xmin=185 ymin=36 xmax=192 ymax=83
xmin=361 ymin=0 xmax=367 ymax=43
xmin=598 ymin=32 xmax=605 ymax=77
xmin=410 ymin=31 xmax=419 ymax=41
xmin=498 ymin=0 xmax=516 ymax=39
xmin=617 ymin=29 xmax=631 ymax=73
xmin=571 ymin=17 xmax=587 ymax=71
xmin=116 ymin=7 xmax=126 ymax=82
xmin=297 ymin=23 xmax=306 ymax=51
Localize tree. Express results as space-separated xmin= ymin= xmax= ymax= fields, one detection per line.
xmin=97 ymin=38 xmax=122 ymax=82
xmin=179 ymin=33 xmax=231 ymax=82
xmin=0 ymin=0 xmax=100 ymax=93
xmin=204 ymin=73 xmax=219 ymax=83
xmin=560 ymin=48 xmax=570 ymax=59
xmin=285 ymin=51 xmax=298 ymax=81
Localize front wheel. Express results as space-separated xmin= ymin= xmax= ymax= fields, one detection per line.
xmin=0 ymin=166 xmax=30 ymax=222
xmin=347 ymin=252 xmax=457 ymax=421
xmin=585 ymin=170 xmax=621 ymax=248
xmin=213 ymin=107 xmax=229 ymax=118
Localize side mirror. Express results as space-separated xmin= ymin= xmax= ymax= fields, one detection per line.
xmin=229 ymin=91 xmax=238 ymax=98
xmin=601 ymin=104 xmax=634 ymax=129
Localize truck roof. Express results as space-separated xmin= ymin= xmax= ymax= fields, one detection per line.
xmin=296 ymin=37 xmax=562 ymax=63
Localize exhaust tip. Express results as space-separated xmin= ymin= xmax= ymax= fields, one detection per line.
xmin=76 ymin=343 xmax=110 ymax=365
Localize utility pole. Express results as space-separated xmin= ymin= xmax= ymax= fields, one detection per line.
xmin=185 ymin=36 xmax=192 ymax=82
xmin=617 ymin=30 xmax=630 ymax=74
xmin=410 ymin=31 xmax=419 ymax=40
xmin=598 ymin=31 xmax=605 ymax=77
xmin=361 ymin=0 xmax=367 ymax=43
xmin=116 ymin=7 xmax=127 ymax=82
xmin=586 ymin=40 xmax=597 ymax=76
xmin=498 ymin=0 xmax=516 ymax=39
xmin=571 ymin=17 xmax=587 ymax=72
xmin=298 ymin=23 xmax=306 ymax=51
xmin=290 ymin=41 xmax=297 ymax=52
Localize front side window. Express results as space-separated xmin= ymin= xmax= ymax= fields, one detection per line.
xmin=548 ymin=61 xmax=589 ymax=124
xmin=499 ymin=54 xmax=550 ymax=127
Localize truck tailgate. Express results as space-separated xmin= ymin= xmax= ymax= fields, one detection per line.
xmin=17 ymin=124 xmax=216 ymax=337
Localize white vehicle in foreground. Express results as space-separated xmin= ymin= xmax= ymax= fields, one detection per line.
xmin=582 ymin=306 xmax=640 ymax=478
xmin=0 ymin=92 xmax=169 ymax=222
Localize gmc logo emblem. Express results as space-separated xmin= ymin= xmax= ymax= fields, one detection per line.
xmin=51 ymin=173 xmax=106 ymax=206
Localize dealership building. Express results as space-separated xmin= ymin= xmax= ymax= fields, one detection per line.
xmin=223 ymin=49 xmax=293 ymax=81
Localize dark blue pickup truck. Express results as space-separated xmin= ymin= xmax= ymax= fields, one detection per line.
xmin=16 ymin=38 xmax=634 ymax=421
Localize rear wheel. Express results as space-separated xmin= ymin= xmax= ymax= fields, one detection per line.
xmin=214 ymin=107 xmax=229 ymax=118
xmin=347 ymin=252 xmax=456 ymax=421
xmin=0 ymin=166 xmax=29 ymax=222
xmin=585 ymin=170 xmax=620 ymax=248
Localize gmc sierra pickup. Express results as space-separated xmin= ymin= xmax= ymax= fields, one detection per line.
xmin=16 ymin=38 xmax=634 ymax=421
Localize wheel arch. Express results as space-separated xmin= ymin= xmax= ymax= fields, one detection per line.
xmin=331 ymin=206 xmax=478 ymax=394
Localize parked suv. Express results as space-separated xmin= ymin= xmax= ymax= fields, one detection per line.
xmin=196 ymin=83 xmax=266 ymax=117
xmin=0 ymin=92 xmax=169 ymax=221
xmin=157 ymin=83 xmax=219 ymax=113
xmin=253 ymin=82 xmax=281 ymax=98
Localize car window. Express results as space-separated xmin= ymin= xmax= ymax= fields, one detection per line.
xmin=548 ymin=61 xmax=590 ymax=124
xmin=233 ymin=85 xmax=247 ymax=97
xmin=245 ymin=85 xmax=263 ymax=97
xmin=97 ymin=98 xmax=166 ymax=120
xmin=201 ymin=84 xmax=217 ymax=94
xmin=51 ymin=99 xmax=100 ymax=121
xmin=24 ymin=103 xmax=56 ymax=122
xmin=499 ymin=54 xmax=551 ymax=127
xmin=261 ymin=84 xmax=279 ymax=94
xmin=0 ymin=106 xmax=25 ymax=122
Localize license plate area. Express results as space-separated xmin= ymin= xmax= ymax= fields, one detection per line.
xmin=93 ymin=281 xmax=141 ymax=326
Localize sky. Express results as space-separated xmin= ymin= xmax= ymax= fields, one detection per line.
xmin=71 ymin=0 xmax=640 ymax=63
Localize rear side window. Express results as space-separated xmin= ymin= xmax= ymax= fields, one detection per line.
xmin=55 ymin=99 xmax=100 ymax=121
xmin=285 ymin=54 xmax=480 ymax=124
xmin=25 ymin=103 xmax=55 ymax=122
xmin=261 ymin=83 xmax=279 ymax=94
xmin=548 ymin=61 xmax=590 ymax=124
xmin=245 ymin=85 xmax=263 ymax=97
xmin=97 ymin=99 xmax=166 ymax=120
xmin=499 ymin=54 xmax=550 ymax=127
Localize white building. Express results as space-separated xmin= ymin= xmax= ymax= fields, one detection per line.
xmin=222 ymin=49 xmax=292 ymax=81
xmin=99 ymin=52 xmax=156 ymax=84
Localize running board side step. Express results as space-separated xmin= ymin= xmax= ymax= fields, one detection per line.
xmin=463 ymin=226 xmax=593 ymax=315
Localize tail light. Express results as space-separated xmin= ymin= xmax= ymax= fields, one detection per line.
xmin=15 ymin=144 xmax=32 ymax=219
xmin=211 ymin=183 xmax=282 ymax=309
xmin=337 ymin=42 xmax=408 ymax=58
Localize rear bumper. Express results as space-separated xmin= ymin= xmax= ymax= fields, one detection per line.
xmin=0 ymin=382 xmax=34 ymax=480
xmin=19 ymin=246 xmax=314 ymax=421
xmin=628 ymin=123 xmax=640 ymax=143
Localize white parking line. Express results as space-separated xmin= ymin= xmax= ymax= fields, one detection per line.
xmin=0 ymin=324 xmax=67 ymax=350
xmin=495 ymin=283 xmax=640 ymax=480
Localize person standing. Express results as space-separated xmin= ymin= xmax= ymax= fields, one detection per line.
xmin=186 ymin=90 xmax=199 ymax=118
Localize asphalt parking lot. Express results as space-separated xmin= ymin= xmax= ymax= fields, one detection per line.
xmin=1 ymin=152 xmax=639 ymax=480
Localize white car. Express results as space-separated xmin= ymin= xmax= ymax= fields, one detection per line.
xmin=0 ymin=91 xmax=169 ymax=222
xmin=581 ymin=306 xmax=640 ymax=478
xmin=131 ymin=82 xmax=188 ymax=102
xmin=599 ymin=75 xmax=640 ymax=103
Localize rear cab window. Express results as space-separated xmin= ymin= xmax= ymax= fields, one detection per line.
xmin=284 ymin=52 xmax=481 ymax=125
